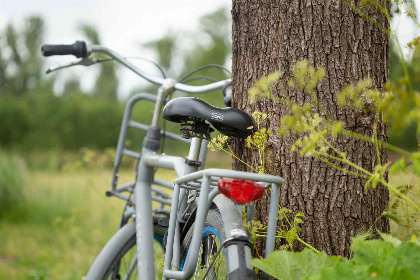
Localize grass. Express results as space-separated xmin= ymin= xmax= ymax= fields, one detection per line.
xmin=0 ymin=167 xmax=175 ymax=280
xmin=1 ymin=169 xmax=116 ymax=279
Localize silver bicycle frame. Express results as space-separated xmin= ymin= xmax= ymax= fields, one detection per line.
xmin=83 ymin=45 xmax=284 ymax=279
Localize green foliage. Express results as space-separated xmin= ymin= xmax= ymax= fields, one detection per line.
xmin=385 ymin=174 xmax=420 ymax=239
xmin=142 ymin=7 xmax=231 ymax=108
xmin=273 ymin=207 xmax=306 ymax=251
xmin=144 ymin=34 xmax=176 ymax=70
xmin=250 ymin=59 xmax=420 ymax=211
xmin=0 ymin=151 xmax=25 ymax=218
xmin=245 ymin=206 xmax=318 ymax=255
xmin=0 ymin=93 xmax=124 ymax=151
xmin=61 ymin=147 xmax=116 ymax=171
xmin=388 ymin=36 xmax=420 ymax=150
xmin=0 ymin=96 xmax=32 ymax=146
xmin=0 ymin=90 xmax=191 ymax=169
xmin=251 ymin=234 xmax=420 ymax=280
xmin=208 ymin=111 xmax=273 ymax=173
xmin=288 ymin=60 xmax=325 ymax=94
xmin=250 ymin=250 xmax=344 ymax=280
xmin=80 ymin=24 xmax=119 ymax=99
xmin=1 ymin=16 xmax=45 ymax=95
xmin=208 ymin=133 xmax=260 ymax=173
xmin=248 ymin=71 xmax=281 ymax=103
xmin=246 ymin=112 xmax=272 ymax=173
xmin=184 ymin=7 xmax=231 ymax=75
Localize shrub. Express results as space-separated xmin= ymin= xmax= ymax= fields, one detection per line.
xmin=0 ymin=151 xmax=25 ymax=218
xmin=250 ymin=233 xmax=420 ymax=280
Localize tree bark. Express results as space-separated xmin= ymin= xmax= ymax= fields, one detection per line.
xmin=231 ymin=0 xmax=390 ymax=257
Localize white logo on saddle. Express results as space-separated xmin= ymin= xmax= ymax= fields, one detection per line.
xmin=211 ymin=112 xmax=224 ymax=121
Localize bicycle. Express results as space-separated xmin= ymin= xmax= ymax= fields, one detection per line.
xmin=41 ymin=40 xmax=284 ymax=280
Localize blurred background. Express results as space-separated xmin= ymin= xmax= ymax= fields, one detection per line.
xmin=0 ymin=0 xmax=419 ymax=279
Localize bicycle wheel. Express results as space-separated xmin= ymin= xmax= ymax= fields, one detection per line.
xmin=180 ymin=207 xmax=257 ymax=279
xmin=85 ymin=222 xmax=165 ymax=280
xmin=86 ymin=202 xmax=256 ymax=279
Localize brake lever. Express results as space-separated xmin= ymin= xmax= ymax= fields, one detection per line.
xmin=45 ymin=56 xmax=101 ymax=74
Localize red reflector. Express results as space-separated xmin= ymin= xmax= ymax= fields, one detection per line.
xmin=218 ymin=179 xmax=265 ymax=204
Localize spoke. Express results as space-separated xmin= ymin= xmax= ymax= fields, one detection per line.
xmin=193 ymin=245 xmax=202 ymax=280
xmin=207 ymin=237 xmax=218 ymax=280
xmin=202 ymin=244 xmax=223 ymax=280
xmin=215 ymin=256 xmax=223 ymax=280
xmin=123 ymin=255 xmax=137 ymax=280
xmin=110 ymin=262 xmax=121 ymax=280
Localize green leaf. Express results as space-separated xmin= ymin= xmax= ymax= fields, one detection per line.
xmin=294 ymin=212 xmax=305 ymax=224
xmin=394 ymin=242 xmax=420 ymax=278
xmin=371 ymin=175 xmax=379 ymax=189
xmin=364 ymin=176 xmax=373 ymax=191
xmin=413 ymin=158 xmax=420 ymax=177
xmin=312 ymin=262 xmax=372 ymax=280
xmin=249 ymin=249 xmax=345 ymax=280
xmin=351 ymin=239 xmax=395 ymax=266
xmin=294 ymin=218 xmax=303 ymax=224
xmin=316 ymin=262 xmax=417 ymax=280
xmin=251 ymin=238 xmax=420 ymax=280
xmin=378 ymin=232 xmax=401 ymax=247
xmin=382 ymin=211 xmax=400 ymax=223
xmin=317 ymin=239 xmax=420 ymax=280
xmin=351 ymin=238 xmax=420 ymax=279
xmin=332 ymin=121 xmax=343 ymax=139
xmin=389 ymin=157 xmax=406 ymax=174
xmin=410 ymin=152 xmax=420 ymax=176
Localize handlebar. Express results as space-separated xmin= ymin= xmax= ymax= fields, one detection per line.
xmin=222 ymin=83 xmax=232 ymax=107
xmin=41 ymin=41 xmax=231 ymax=95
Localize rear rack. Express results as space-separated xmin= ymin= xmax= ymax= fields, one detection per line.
xmin=163 ymin=168 xmax=284 ymax=280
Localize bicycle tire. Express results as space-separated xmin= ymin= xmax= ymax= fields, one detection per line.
xmin=85 ymin=223 xmax=165 ymax=280
xmin=85 ymin=203 xmax=256 ymax=279
xmin=85 ymin=222 xmax=137 ymax=280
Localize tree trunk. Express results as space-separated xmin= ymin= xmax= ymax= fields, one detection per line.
xmin=231 ymin=0 xmax=390 ymax=257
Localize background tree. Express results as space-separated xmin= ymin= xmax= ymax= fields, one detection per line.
xmin=1 ymin=16 xmax=45 ymax=95
xmin=80 ymin=24 xmax=119 ymax=99
xmin=144 ymin=33 xmax=176 ymax=72
xmin=183 ymin=8 xmax=231 ymax=74
xmin=141 ymin=7 xmax=231 ymax=107
xmin=231 ymin=0 xmax=390 ymax=257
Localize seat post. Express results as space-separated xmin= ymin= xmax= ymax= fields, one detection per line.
xmin=186 ymin=137 xmax=202 ymax=171
xmin=187 ymin=137 xmax=202 ymax=161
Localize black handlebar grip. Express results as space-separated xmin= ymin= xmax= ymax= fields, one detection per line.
xmin=41 ymin=41 xmax=87 ymax=58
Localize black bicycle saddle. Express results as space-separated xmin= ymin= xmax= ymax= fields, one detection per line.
xmin=163 ymin=97 xmax=253 ymax=138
